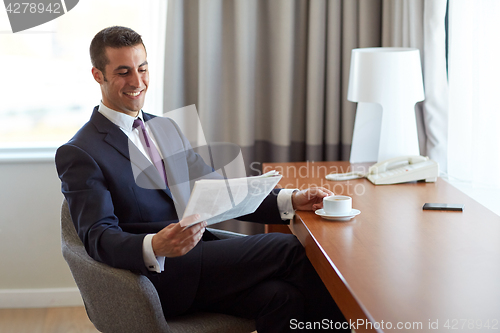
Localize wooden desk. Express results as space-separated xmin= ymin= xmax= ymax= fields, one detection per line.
xmin=263 ymin=161 xmax=500 ymax=332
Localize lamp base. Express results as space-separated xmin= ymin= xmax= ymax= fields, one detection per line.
xmin=350 ymin=102 xmax=382 ymax=163
xmin=349 ymin=102 xmax=420 ymax=163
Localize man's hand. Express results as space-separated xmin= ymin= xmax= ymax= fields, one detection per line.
xmin=291 ymin=187 xmax=334 ymax=211
xmin=151 ymin=215 xmax=207 ymax=257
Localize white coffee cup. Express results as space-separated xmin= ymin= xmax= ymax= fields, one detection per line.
xmin=323 ymin=195 xmax=352 ymax=215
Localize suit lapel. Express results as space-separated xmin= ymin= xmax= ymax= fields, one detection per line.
xmin=90 ymin=107 xmax=173 ymax=199
xmin=90 ymin=107 xmax=130 ymax=160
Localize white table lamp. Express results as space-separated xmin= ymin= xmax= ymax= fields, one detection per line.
xmin=348 ymin=47 xmax=425 ymax=163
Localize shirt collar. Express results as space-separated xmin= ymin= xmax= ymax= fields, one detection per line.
xmin=98 ymin=101 xmax=144 ymax=133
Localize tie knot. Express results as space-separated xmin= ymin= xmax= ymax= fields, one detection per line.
xmin=133 ymin=118 xmax=144 ymax=130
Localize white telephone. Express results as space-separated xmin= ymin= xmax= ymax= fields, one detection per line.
xmin=326 ymin=155 xmax=439 ymax=185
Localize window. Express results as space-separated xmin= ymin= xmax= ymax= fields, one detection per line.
xmin=447 ymin=0 xmax=500 ymax=214
xmin=0 ymin=0 xmax=166 ymax=147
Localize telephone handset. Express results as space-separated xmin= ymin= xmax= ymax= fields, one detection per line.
xmin=368 ymin=155 xmax=428 ymax=174
xmin=326 ymin=155 xmax=439 ymax=185
xmin=367 ymin=155 xmax=438 ymax=185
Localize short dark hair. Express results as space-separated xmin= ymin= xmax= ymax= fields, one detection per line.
xmin=89 ymin=26 xmax=146 ymax=73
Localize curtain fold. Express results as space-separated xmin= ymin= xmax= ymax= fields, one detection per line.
xmin=164 ymin=0 xmax=383 ymax=173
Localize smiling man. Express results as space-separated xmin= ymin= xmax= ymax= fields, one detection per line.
xmin=90 ymin=31 xmax=148 ymax=116
xmin=56 ymin=26 xmax=348 ymax=332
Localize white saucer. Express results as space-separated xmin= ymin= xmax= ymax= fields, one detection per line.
xmin=315 ymin=209 xmax=360 ymax=221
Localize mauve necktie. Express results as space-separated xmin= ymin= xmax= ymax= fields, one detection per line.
xmin=133 ymin=118 xmax=168 ymax=187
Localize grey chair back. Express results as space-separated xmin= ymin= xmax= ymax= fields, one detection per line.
xmin=60 ymin=200 xmax=255 ymax=333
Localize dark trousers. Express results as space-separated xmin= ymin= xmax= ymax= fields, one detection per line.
xmin=189 ymin=233 xmax=348 ymax=332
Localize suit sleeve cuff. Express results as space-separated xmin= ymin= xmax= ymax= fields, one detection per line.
xmin=277 ymin=188 xmax=297 ymax=220
xmin=142 ymin=234 xmax=165 ymax=273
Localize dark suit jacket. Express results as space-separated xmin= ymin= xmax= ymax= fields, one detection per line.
xmin=56 ymin=107 xmax=284 ymax=314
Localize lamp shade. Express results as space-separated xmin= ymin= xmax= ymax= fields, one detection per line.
xmin=347 ymin=47 xmax=425 ymax=163
xmin=348 ymin=47 xmax=424 ymax=104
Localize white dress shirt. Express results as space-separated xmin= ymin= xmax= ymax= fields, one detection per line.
xmin=97 ymin=102 xmax=297 ymax=273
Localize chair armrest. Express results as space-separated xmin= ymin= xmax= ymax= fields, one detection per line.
xmin=207 ymin=228 xmax=247 ymax=239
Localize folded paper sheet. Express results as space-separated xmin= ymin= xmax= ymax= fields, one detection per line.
xmin=181 ymin=171 xmax=282 ymax=227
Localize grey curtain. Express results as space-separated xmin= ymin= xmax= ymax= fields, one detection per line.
xmin=164 ymin=0 xmax=383 ymax=173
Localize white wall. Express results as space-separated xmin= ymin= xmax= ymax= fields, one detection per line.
xmin=0 ymin=156 xmax=82 ymax=308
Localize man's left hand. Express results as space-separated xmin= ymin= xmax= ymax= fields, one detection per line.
xmin=291 ymin=187 xmax=334 ymax=211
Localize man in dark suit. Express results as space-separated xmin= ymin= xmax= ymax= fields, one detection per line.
xmin=56 ymin=26 xmax=347 ymax=332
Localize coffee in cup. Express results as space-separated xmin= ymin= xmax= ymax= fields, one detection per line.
xmin=323 ymin=195 xmax=352 ymax=215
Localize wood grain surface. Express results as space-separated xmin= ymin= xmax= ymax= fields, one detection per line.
xmin=264 ymin=161 xmax=500 ymax=332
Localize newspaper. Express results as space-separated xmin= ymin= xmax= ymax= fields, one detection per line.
xmin=180 ymin=170 xmax=282 ymax=227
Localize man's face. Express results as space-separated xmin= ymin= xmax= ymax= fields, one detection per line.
xmin=92 ymin=44 xmax=149 ymax=116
